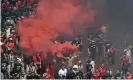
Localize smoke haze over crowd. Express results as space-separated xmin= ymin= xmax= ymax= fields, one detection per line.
xmin=18 ymin=0 xmax=96 ymax=60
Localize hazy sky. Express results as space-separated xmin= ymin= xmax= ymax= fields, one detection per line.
xmin=100 ymin=0 xmax=133 ymax=48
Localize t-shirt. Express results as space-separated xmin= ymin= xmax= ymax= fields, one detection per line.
xmin=67 ymin=57 xmax=75 ymax=67
xmin=6 ymin=28 xmax=11 ymax=38
xmin=6 ymin=42 xmax=14 ymax=50
xmin=86 ymin=63 xmax=92 ymax=74
xmin=90 ymin=60 xmax=95 ymax=73
xmin=93 ymin=72 xmax=100 ymax=79
xmin=66 ymin=69 xmax=73 ymax=79
xmin=98 ymin=67 xmax=105 ymax=78
xmin=88 ymin=42 xmax=97 ymax=50
xmin=58 ymin=69 xmax=67 ymax=77
xmin=122 ymin=56 xmax=129 ymax=66
xmin=78 ymin=65 xmax=83 ymax=71
xmin=96 ymin=32 xmax=104 ymax=39
xmin=108 ymin=48 xmax=115 ymax=56
xmin=46 ymin=67 xmax=55 ymax=78
xmin=10 ymin=34 xmax=17 ymax=42
xmin=97 ymin=39 xmax=104 ymax=46
xmin=104 ymin=41 xmax=112 ymax=52
xmin=77 ymin=71 xmax=83 ymax=79
xmin=5 ymin=19 xmax=14 ymax=27
xmin=1 ymin=61 xmax=7 ymax=71
xmin=10 ymin=69 xmax=20 ymax=79
xmin=15 ymin=63 xmax=22 ymax=72
xmin=124 ymin=49 xmax=131 ymax=57
xmin=33 ymin=55 xmax=41 ymax=65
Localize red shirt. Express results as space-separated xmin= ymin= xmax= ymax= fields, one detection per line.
xmin=43 ymin=73 xmax=52 ymax=79
xmin=33 ymin=55 xmax=41 ymax=65
xmin=28 ymin=0 xmax=34 ymax=6
xmin=2 ymin=1 xmax=11 ymax=11
xmin=17 ymin=0 xmax=26 ymax=8
xmin=6 ymin=42 xmax=14 ymax=50
xmin=109 ymin=48 xmax=115 ymax=56
xmin=98 ymin=67 xmax=105 ymax=78
xmin=122 ymin=56 xmax=129 ymax=66
xmin=46 ymin=67 xmax=55 ymax=78
xmin=93 ymin=72 xmax=100 ymax=79
xmin=10 ymin=34 xmax=17 ymax=42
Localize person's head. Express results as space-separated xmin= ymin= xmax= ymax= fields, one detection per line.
xmin=8 ymin=37 xmax=13 ymax=42
xmin=89 ymin=57 xmax=92 ymax=61
xmin=116 ymin=69 xmax=120 ymax=73
xmin=101 ymin=64 xmax=104 ymax=68
xmin=49 ymin=64 xmax=52 ymax=69
xmin=73 ymin=65 xmax=78 ymax=71
xmin=13 ymin=7 xmax=17 ymax=10
xmin=11 ymin=29 xmax=15 ymax=33
xmin=7 ymin=19 xmax=11 ymax=23
xmin=62 ymin=65 xmax=65 ymax=70
xmin=106 ymin=70 xmax=110 ymax=74
xmin=87 ymin=58 xmax=90 ymax=63
xmin=78 ymin=61 xmax=82 ymax=65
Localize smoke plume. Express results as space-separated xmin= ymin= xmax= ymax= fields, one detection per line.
xmin=18 ymin=0 xmax=96 ymax=60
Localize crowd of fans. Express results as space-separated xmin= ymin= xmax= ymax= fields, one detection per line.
xmin=1 ymin=0 xmax=133 ymax=79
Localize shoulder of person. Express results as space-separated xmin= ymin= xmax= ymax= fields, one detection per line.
xmin=90 ymin=60 xmax=94 ymax=63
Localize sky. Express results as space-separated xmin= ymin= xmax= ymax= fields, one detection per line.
xmin=100 ymin=0 xmax=133 ymax=49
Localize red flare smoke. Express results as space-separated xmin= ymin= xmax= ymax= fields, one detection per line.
xmin=18 ymin=0 xmax=96 ymax=60
xmin=52 ymin=42 xmax=78 ymax=58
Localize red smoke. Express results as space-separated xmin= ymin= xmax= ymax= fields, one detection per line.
xmin=18 ymin=0 xmax=96 ymax=60
xmin=52 ymin=42 xmax=78 ymax=59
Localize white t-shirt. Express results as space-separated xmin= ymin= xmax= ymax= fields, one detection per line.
xmin=0 ymin=42 xmax=3 ymax=46
xmin=90 ymin=60 xmax=95 ymax=68
xmin=126 ymin=49 xmax=131 ymax=56
xmin=124 ymin=49 xmax=131 ymax=63
xmin=6 ymin=28 xmax=11 ymax=38
xmin=58 ymin=69 xmax=67 ymax=77
xmin=90 ymin=60 xmax=95 ymax=73
xmin=78 ymin=64 xmax=83 ymax=71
